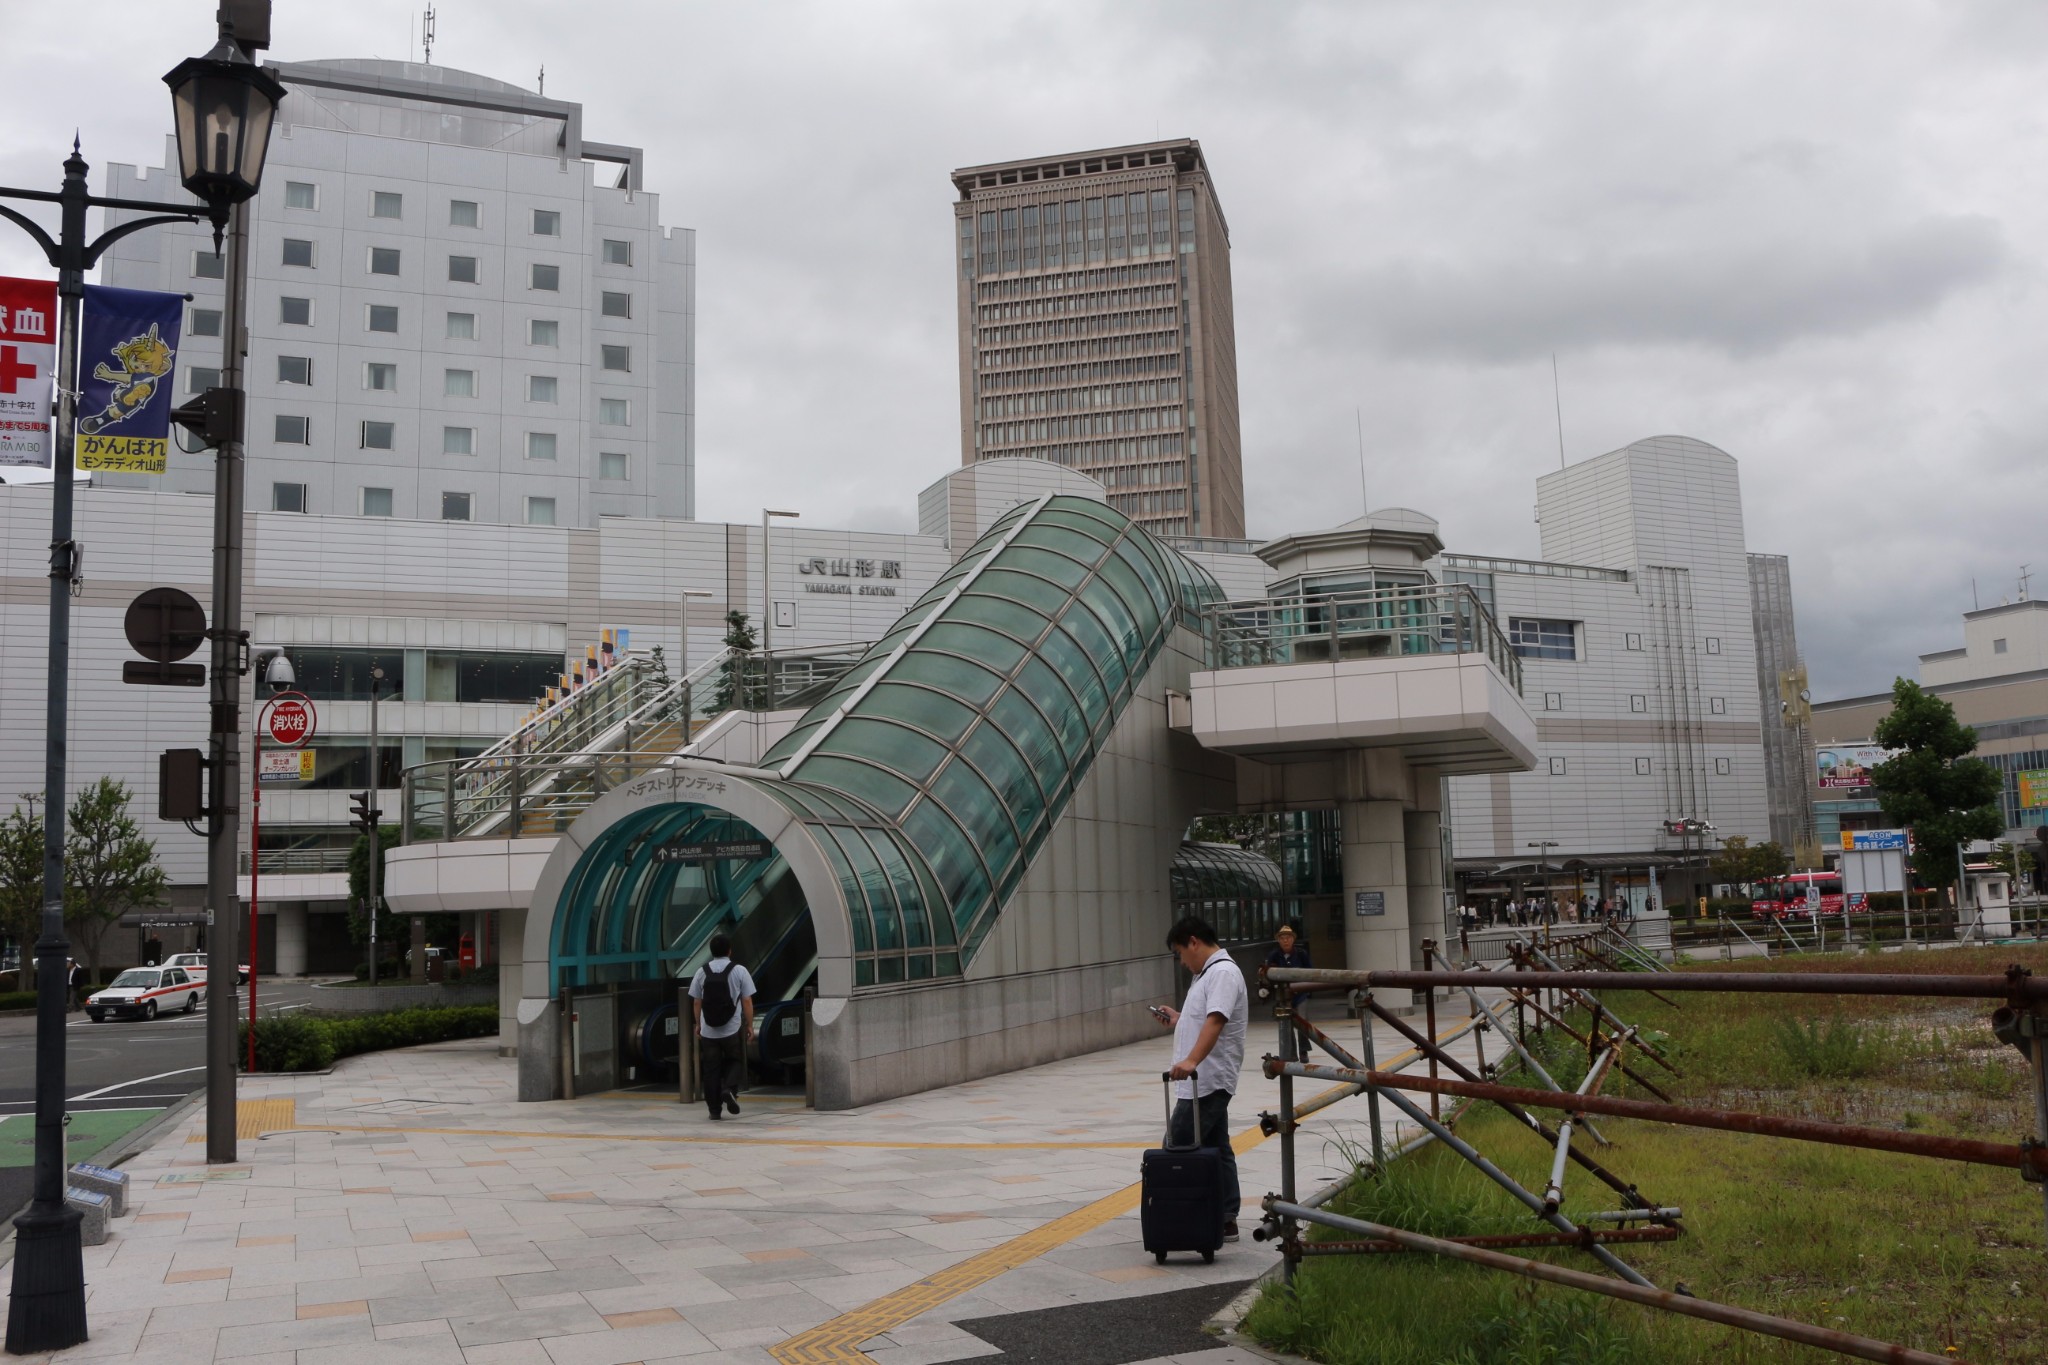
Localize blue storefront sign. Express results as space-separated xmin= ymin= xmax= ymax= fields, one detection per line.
xmin=1841 ymin=828 xmax=1909 ymax=851
xmin=74 ymin=284 xmax=184 ymax=475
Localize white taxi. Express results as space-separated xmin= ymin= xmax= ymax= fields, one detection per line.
xmin=162 ymin=952 xmax=247 ymax=986
xmin=86 ymin=966 xmax=203 ymax=1022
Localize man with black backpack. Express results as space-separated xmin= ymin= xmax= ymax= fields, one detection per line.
xmin=688 ymin=934 xmax=756 ymax=1121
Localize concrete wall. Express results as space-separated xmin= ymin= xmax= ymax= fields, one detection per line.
xmin=306 ymin=978 xmax=498 ymax=1012
xmin=809 ymin=956 xmax=1176 ymax=1110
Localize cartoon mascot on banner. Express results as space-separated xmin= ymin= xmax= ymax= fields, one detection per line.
xmin=78 ymin=323 xmax=175 ymax=436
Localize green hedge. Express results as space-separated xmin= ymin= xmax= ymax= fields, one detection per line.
xmin=238 ymin=1004 xmax=498 ymax=1072
xmin=0 ymin=991 xmax=36 ymax=1011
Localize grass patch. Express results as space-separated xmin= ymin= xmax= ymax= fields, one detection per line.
xmin=1248 ymin=945 xmax=2048 ymax=1364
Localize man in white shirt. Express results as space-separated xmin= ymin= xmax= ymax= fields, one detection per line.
xmin=687 ymin=933 xmax=756 ymax=1121
xmin=1157 ymin=916 xmax=1249 ymax=1242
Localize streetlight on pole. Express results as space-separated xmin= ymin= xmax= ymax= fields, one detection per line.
xmin=0 ymin=7 xmax=281 ymax=1351
xmin=1528 ymin=842 xmax=1560 ymax=925
xmin=679 ymin=588 xmax=714 ymax=739
xmin=760 ymin=508 xmax=799 ymax=700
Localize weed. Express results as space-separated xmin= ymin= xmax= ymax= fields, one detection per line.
xmin=1770 ymin=1014 xmax=1896 ymax=1079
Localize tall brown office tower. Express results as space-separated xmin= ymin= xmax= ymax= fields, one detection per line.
xmin=952 ymin=140 xmax=1243 ymax=541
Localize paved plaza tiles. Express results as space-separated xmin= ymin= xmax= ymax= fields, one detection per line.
xmin=26 ymin=1002 xmax=1489 ymax=1365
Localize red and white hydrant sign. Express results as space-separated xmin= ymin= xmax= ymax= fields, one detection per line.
xmin=266 ymin=697 xmax=316 ymax=747
xmin=0 ymin=277 xmax=57 ymax=469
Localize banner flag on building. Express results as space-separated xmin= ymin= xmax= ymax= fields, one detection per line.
xmin=0 ymin=276 xmax=58 ymax=468
xmin=75 ymin=284 xmax=184 ymax=475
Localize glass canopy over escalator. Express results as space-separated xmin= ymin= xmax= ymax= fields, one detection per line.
xmin=546 ymin=493 xmax=1222 ymax=995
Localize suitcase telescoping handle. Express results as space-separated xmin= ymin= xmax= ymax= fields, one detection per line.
xmin=1161 ymin=1071 xmax=1206 ymax=1152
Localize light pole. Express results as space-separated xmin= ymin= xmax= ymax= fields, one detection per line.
xmin=679 ymin=588 xmax=713 ymax=738
xmin=761 ymin=509 xmax=799 ymax=652
xmin=0 ymin=9 xmax=281 ymax=1350
xmin=368 ymin=665 xmax=385 ymax=983
xmin=1528 ymin=842 xmax=1559 ymax=925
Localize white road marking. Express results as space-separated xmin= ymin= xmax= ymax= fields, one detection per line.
xmin=69 ymin=1066 xmax=206 ymax=1102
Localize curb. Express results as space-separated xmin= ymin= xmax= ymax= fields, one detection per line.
xmin=1204 ymin=1260 xmax=1322 ymax=1365
xmin=0 ymin=1085 xmax=207 ymax=1270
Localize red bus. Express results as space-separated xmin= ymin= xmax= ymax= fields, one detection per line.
xmin=1751 ymin=872 xmax=1867 ymax=918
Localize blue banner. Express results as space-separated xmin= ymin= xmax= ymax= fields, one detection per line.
xmin=75 ymin=284 xmax=184 ymax=475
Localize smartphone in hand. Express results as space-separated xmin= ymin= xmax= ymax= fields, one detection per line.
xmin=1148 ymin=1004 xmax=1172 ymax=1023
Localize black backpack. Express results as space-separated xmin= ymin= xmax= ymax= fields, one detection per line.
xmin=699 ymin=961 xmax=737 ymax=1028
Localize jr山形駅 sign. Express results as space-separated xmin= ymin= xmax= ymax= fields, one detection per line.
xmin=799 ymin=556 xmax=904 ymax=597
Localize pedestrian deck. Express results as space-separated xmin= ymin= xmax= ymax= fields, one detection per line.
xmin=38 ymin=998 xmax=1493 ymax=1365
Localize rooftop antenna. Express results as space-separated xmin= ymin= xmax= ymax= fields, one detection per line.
xmin=1973 ymin=578 xmax=1980 ymax=611
xmin=1355 ymin=408 xmax=1368 ymax=518
xmin=2022 ymin=564 xmax=2033 ymax=602
xmin=422 ymin=5 xmax=436 ymax=64
xmin=537 ymin=64 xmax=545 ymax=95
xmin=1551 ymin=352 xmax=1566 ymax=471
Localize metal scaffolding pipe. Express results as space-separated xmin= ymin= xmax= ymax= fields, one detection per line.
xmin=1544 ymin=1033 xmax=1624 ymax=1214
xmin=1265 ymin=964 xmax=2048 ymax=1002
xmin=1298 ymin=1226 xmax=1681 ymax=1255
xmin=1263 ymin=1200 xmax=1956 ymax=1365
xmin=1461 ymin=986 xmax=1610 ymax=1146
xmin=1266 ymin=1059 xmax=2048 ymax=1177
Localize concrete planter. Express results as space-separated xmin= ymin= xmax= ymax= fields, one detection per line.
xmin=307 ymin=978 xmax=497 ymax=1013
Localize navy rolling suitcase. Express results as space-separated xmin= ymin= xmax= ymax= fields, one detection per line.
xmin=1141 ymin=1073 xmax=1224 ymax=1264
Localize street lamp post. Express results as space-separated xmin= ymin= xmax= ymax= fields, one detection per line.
xmin=0 ymin=13 xmax=279 ymax=1349
xmin=1528 ymin=842 xmax=1560 ymax=926
xmin=760 ymin=508 xmax=799 ymax=702
xmin=679 ymin=588 xmax=714 ymax=738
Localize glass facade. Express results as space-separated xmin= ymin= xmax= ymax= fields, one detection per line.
xmin=547 ymin=495 xmax=1222 ymax=996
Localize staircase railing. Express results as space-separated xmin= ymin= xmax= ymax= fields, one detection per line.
xmin=400 ymin=641 xmax=873 ymax=844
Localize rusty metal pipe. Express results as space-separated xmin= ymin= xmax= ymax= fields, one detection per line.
xmin=1267 ymin=1059 xmax=2048 ymax=1177
xmin=1264 ymin=1200 xmax=1958 ymax=1365
xmin=1300 ymin=1226 xmax=1681 ymax=1255
xmin=1358 ymin=1000 xmax=1654 ymax=1210
xmin=1265 ymin=964 xmax=2048 ymax=1001
xmin=1496 ymin=983 xmax=1674 ymax=1101
xmin=1544 ymin=1035 xmax=1624 ymax=1214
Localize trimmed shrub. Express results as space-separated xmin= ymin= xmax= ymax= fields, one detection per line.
xmin=238 ymin=1004 xmax=497 ymax=1072
xmin=0 ymin=991 xmax=38 ymax=1011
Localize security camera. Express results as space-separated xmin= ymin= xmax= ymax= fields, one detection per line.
xmin=253 ymin=646 xmax=294 ymax=693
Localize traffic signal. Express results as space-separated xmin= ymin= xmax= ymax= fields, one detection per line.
xmin=348 ymin=790 xmax=382 ymax=835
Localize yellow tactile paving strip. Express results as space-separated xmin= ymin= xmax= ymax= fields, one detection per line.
xmin=767 ymin=1029 xmax=1450 ymax=1365
xmin=235 ymin=1097 xmax=297 ymax=1139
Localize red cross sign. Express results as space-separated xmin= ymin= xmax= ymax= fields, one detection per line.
xmin=0 ymin=277 xmax=56 ymax=470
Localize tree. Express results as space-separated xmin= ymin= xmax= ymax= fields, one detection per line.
xmin=712 ymin=610 xmax=761 ymax=712
xmin=63 ymin=778 xmax=168 ymax=983
xmin=1870 ymin=679 xmax=2005 ymax=890
xmin=0 ymin=795 xmax=43 ymax=955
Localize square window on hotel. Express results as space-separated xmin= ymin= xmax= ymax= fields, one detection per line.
xmin=272 ymin=482 xmax=307 ymax=513
xmin=367 ymin=304 xmax=399 ymax=332
xmin=1548 ymin=757 xmax=1567 ymax=776
xmin=369 ymin=246 xmax=401 ymax=276
xmin=361 ymin=420 xmax=395 ymax=450
xmin=192 ymin=251 xmax=224 ymax=279
xmin=1716 ymin=757 xmax=1731 ymax=776
xmin=1624 ymin=632 xmax=1643 ymax=650
xmin=1630 ymin=694 xmax=1646 ymax=713
xmin=282 ymin=237 xmax=314 ymax=267
xmin=598 ymin=397 xmax=629 ymax=425
xmin=530 ymin=263 xmax=560 ymax=291
xmin=444 ymin=368 xmax=475 ymax=397
xmin=371 ymin=190 xmax=403 ymax=219
xmin=449 ymin=198 xmax=479 ymax=228
xmin=601 ymin=344 xmax=630 ymax=372
xmin=598 ymin=451 xmax=628 ymax=481
xmin=525 ymin=431 xmax=557 ymax=461
xmin=275 ymin=415 xmax=310 ymax=444
xmin=601 ymin=291 xmax=631 ymax=318
xmin=361 ymin=486 xmax=394 ymax=517
xmin=602 ymin=238 xmax=632 ymax=266
xmin=1709 ymin=696 xmax=1725 ymax=714
xmin=280 ymin=296 xmax=312 ymax=326
xmin=1635 ymin=757 xmax=1652 ymax=775
xmin=528 ymin=375 xmax=558 ymax=403
xmin=277 ymin=355 xmax=312 ymax=385
xmin=443 ymin=425 xmax=474 ymax=455
xmin=442 ymin=492 xmax=472 ymax=521
xmin=366 ymin=362 xmax=397 ymax=391
xmin=529 ymin=318 xmax=559 ymax=346
xmin=187 ymin=366 xmax=220 ymax=393
xmin=283 ymin=181 xmax=317 ymax=210
xmin=526 ymin=496 xmax=556 ymax=526
xmin=445 ymin=311 xmax=475 ymax=340
xmin=448 ymin=254 xmax=478 ymax=284
xmin=532 ymin=209 xmax=561 ymax=236
xmin=189 ymin=307 xmax=222 ymax=337
xmin=1706 ymin=637 xmax=1721 ymax=654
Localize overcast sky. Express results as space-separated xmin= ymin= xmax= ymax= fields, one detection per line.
xmin=5 ymin=1 xmax=2043 ymax=700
